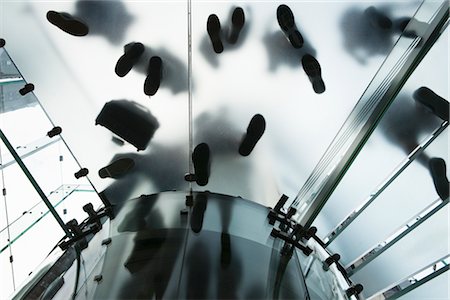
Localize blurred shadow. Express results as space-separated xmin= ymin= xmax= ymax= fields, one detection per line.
xmin=194 ymin=109 xmax=242 ymax=155
xmin=217 ymin=234 xmax=242 ymax=299
xmin=74 ymin=0 xmax=133 ymax=45
xmin=263 ymin=30 xmax=316 ymax=72
xmin=99 ymin=143 xmax=187 ymax=212
xmin=378 ymin=92 xmax=442 ymax=168
xmin=186 ymin=239 xmax=211 ymax=299
xmin=340 ymin=5 xmax=420 ymax=64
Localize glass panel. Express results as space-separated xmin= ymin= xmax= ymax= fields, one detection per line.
xmin=191 ymin=1 xmax=423 ymax=207
xmin=314 ymin=26 xmax=449 ymax=239
xmin=2 ymin=1 xmax=190 ymax=199
xmin=327 ymin=129 xmax=448 ymax=266
xmin=349 ymin=205 xmax=449 ymax=298
xmin=398 ymin=270 xmax=449 ymax=300
xmin=292 ymin=0 xmax=446 ymax=225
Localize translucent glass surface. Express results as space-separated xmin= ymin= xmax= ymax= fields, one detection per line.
xmin=1 ymin=1 xmax=425 ymax=208
xmin=349 ymin=205 xmax=450 ymax=298
xmin=1 ymin=1 xmax=190 ymax=201
xmin=314 ymin=27 xmax=449 ymax=239
xmin=398 ymin=270 xmax=449 ymax=300
xmin=327 ymin=129 xmax=448 ymax=266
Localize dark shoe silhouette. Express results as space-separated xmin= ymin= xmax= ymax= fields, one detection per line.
xmin=191 ymin=194 xmax=208 ymax=233
xmin=364 ymin=6 xmax=392 ymax=30
xmin=207 ymin=14 xmax=223 ymax=54
xmin=46 ymin=11 xmax=89 ymax=36
xmin=302 ymin=54 xmax=326 ymax=94
xmin=220 ymin=232 xmax=232 ymax=268
xmin=239 ymin=114 xmax=266 ymax=156
xmin=47 ymin=126 xmax=62 ymax=138
xmin=144 ymin=56 xmax=163 ymax=96
xmin=228 ymin=7 xmax=245 ymax=44
xmin=277 ymin=4 xmax=303 ymax=49
xmin=74 ymin=168 xmax=89 ymax=179
xmin=192 ymin=143 xmax=210 ymax=186
xmin=429 ymin=158 xmax=449 ymax=200
xmin=413 ymin=87 xmax=449 ymax=122
xmin=19 ymin=83 xmax=34 ymax=96
xmin=98 ymin=158 xmax=135 ymax=179
xmin=115 ymin=42 xmax=144 ymax=77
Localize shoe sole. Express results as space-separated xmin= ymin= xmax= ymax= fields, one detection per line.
xmin=413 ymin=87 xmax=449 ymax=121
xmin=115 ymin=42 xmax=144 ymax=77
xmin=239 ymin=114 xmax=266 ymax=156
xmin=277 ymin=5 xmax=303 ymax=48
xmin=192 ymin=143 xmax=210 ymax=186
xmin=144 ymin=56 xmax=162 ymax=96
xmin=207 ymin=14 xmax=224 ymax=54
xmin=98 ymin=158 xmax=135 ymax=179
xmin=429 ymin=158 xmax=449 ymax=200
xmin=46 ymin=11 xmax=88 ymax=36
xmin=302 ymin=55 xmax=326 ymax=94
xmin=228 ymin=7 xmax=245 ymax=44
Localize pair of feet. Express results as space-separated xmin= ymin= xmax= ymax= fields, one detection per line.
xmin=277 ymin=5 xmax=325 ymax=94
xmin=190 ymin=114 xmax=266 ymax=186
xmin=115 ymin=42 xmax=163 ymax=96
xmin=207 ymin=7 xmax=245 ymax=54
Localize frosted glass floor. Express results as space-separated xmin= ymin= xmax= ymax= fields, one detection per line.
xmin=1 ymin=1 xmax=423 ymax=207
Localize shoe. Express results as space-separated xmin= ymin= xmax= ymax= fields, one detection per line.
xmin=74 ymin=168 xmax=89 ymax=179
xmin=429 ymin=158 xmax=449 ymax=200
xmin=46 ymin=11 xmax=89 ymax=36
xmin=302 ymin=54 xmax=326 ymax=94
xmin=144 ymin=56 xmax=162 ymax=96
xmin=115 ymin=42 xmax=144 ymax=77
xmin=192 ymin=143 xmax=210 ymax=186
xmin=191 ymin=194 xmax=208 ymax=233
xmin=207 ymin=14 xmax=223 ymax=54
xmin=364 ymin=6 xmax=392 ymax=30
xmin=277 ymin=4 xmax=303 ymax=49
xmin=228 ymin=7 xmax=245 ymax=44
xmin=413 ymin=87 xmax=449 ymax=121
xmin=98 ymin=158 xmax=135 ymax=179
xmin=239 ymin=114 xmax=266 ymax=156
xmin=47 ymin=126 xmax=62 ymax=138
xmin=19 ymin=83 xmax=34 ymax=96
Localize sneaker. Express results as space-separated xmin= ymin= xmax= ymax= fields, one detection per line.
xmin=192 ymin=143 xmax=210 ymax=186
xmin=74 ymin=168 xmax=89 ymax=179
xmin=46 ymin=11 xmax=89 ymax=36
xmin=228 ymin=7 xmax=245 ymax=44
xmin=429 ymin=158 xmax=449 ymax=200
xmin=277 ymin=4 xmax=303 ymax=49
xmin=364 ymin=6 xmax=392 ymax=30
xmin=302 ymin=54 xmax=326 ymax=94
xmin=413 ymin=87 xmax=449 ymax=122
xmin=19 ymin=83 xmax=34 ymax=96
xmin=191 ymin=194 xmax=208 ymax=233
xmin=239 ymin=114 xmax=266 ymax=156
xmin=115 ymin=42 xmax=145 ymax=77
xmin=144 ymin=56 xmax=163 ymax=96
xmin=98 ymin=158 xmax=135 ymax=179
xmin=207 ymin=14 xmax=224 ymax=54
xmin=47 ymin=126 xmax=62 ymax=138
